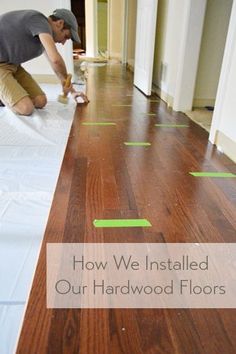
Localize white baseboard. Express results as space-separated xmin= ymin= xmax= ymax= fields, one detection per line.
xmin=215 ymin=130 xmax=236 ymax=163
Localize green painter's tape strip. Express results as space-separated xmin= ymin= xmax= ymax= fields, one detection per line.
xmin=190 ymin=172 xmax=236 ymax=178
xmin=93 ymin=219 xmax=152 ymax=228
xmin=146 ymin=113 xmax=156 ymax=116
xmin=155 ymin=124 xmax=189 ymax=127
xmin=82 ymin=122 xmax=116 ymax=126
xmin=124 ymin=142 xmax=151 ymax=146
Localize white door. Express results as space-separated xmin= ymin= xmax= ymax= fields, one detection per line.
xmin=134 ymin=0 xmax=158 ymax=96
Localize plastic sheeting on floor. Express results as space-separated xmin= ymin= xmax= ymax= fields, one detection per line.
xmin=0 ymin=84 xmax=77 ymax=354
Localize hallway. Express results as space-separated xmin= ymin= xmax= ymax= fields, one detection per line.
xmin=17 ymin=64 xmax=236 ymax=354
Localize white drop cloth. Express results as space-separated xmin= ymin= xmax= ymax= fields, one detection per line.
xmin=0 ymin=84 xmax=77 ymax=354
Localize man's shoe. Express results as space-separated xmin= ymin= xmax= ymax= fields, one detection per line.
xmin=0 ymin=100 xmax=5 ymax=107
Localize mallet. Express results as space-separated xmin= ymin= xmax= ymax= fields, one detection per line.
xmin=57 ymin=74 xmax=72 ymax=104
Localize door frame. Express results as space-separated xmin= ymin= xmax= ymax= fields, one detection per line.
xmin=108 ymin=0 xmax=128 ymax=62
xmin=85 ymin=0 xmax=98 ymax=57
xmin=209 ymin=0 xmax=236 ymax=143
xmin=122 ymin=0 xmax=129 ymax=64
xmin=84 ymin=0 xmax=128 ymax=60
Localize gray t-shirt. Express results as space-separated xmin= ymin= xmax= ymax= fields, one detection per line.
xmin=0 ymin=10 xmax=52 ymax=64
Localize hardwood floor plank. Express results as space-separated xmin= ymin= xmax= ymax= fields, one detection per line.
xmin=16 ymin=64 xmax=236 ymax=354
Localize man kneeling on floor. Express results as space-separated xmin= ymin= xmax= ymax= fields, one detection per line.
xmin=0 ymin=8 xmax=89 ymax=115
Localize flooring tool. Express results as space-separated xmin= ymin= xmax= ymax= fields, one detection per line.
xmin=57 ymin=74 xmax=72 ymax=104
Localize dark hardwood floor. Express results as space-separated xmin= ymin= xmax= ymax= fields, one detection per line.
xmin=16 ymin=65 xmax=236 ymax=354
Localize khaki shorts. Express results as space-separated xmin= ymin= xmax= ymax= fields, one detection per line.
xmin=0 ymin=63 xmax=45 ymax=107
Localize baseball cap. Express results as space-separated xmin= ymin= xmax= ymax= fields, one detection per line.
xmin=52 ymin=8 xmax=81 ymax=43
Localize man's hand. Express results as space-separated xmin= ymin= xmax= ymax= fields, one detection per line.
xmin=71 ymin=91 xmax=89 ymax=104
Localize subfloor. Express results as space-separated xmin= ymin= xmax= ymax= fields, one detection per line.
xmin=185 ymin=107 xmax=213 ymax=133
xmin=17 ymin=64 xmax=236 ymax=354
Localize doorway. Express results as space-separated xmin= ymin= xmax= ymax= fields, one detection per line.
xmin=97 ymin=0 xmax=108 ymax=57
xmin=185 ymin=0 xmax=233 ymax=133
xmin=71 ymin=0 xmax=86 ymax=51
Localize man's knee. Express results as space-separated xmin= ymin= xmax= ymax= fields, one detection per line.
xmin=33 ymin=95 xmax=47 ymax=109
xmin=12 ymin=96 xmax=34 ymax=116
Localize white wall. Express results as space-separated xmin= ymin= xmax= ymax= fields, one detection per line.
xmin=109 ymin=0 xmax=123 ymax=60
xmin=173 ymin=0 xmax=207 ymax=111
xmin=97 ymin=0 xmax=108 ymax=53
xmin=194 ymin=0 xmax=233 ymax=105
xmin=1 ymin=0 xmax=73 ymax=79
xmin=153 ymin=0 xmax=194 ymax=105
xmin=85 ymin=0 xmax=98 ymax=57
xmin=153 ymin=0 xmax=169 ymax=89
xmin=153 ymin=0 xmax=206 ymax=111
xmin=127 ymin=0 xmax=137 ymax=69
xmin=153 ymin=0 xmax=178 ymax=98
xmin=162 ymin=0 xmax=183 ymax=100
